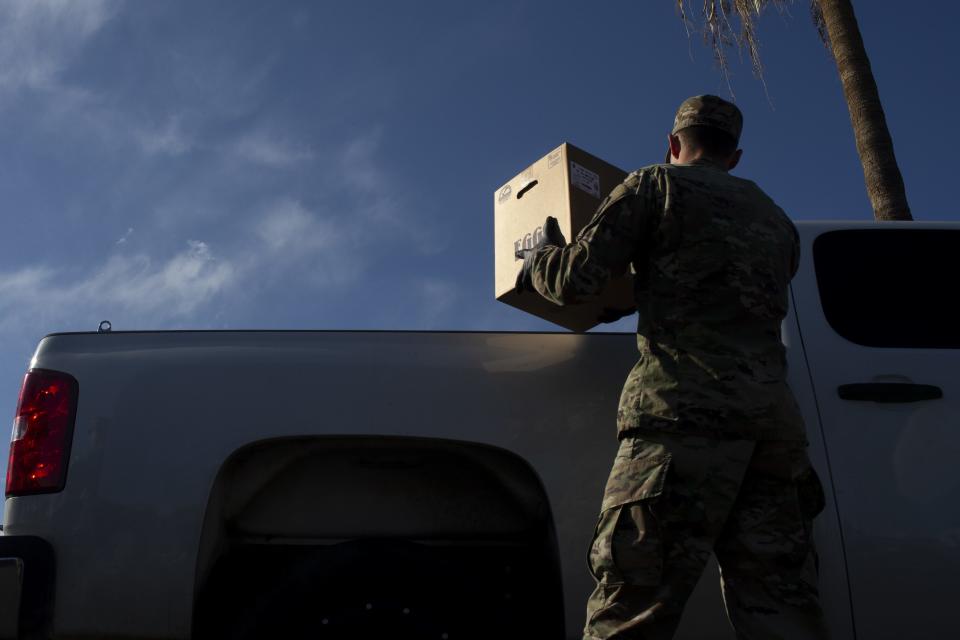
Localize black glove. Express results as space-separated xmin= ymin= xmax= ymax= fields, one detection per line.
xmin=514 ymin=216 xmax=566 ymax=293
xmin=540 ymin=215 xmax=566 ymax=247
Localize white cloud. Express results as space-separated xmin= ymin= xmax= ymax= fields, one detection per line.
xmin=0 ymin=265 xmax=57 ymax=303
xmin=115 ymin=227 xmax=134 ymax=245
xmin=0 ymin=2 xmax=199 ymax=161
xmin=256 ymin=200 xmax=338 ymax=254
xmin=0 ymin=193 xmax=372 ymax=334
xmin=340 ymin=130 xmax=385 ymax=193
xmin=0 ymin=0 xmax=116 ymax=94
xmin=0 ymin=122 xmax=445 ymax=335
xmin=85 ymin=240 xmax=235 ymax=317
xmin=416 ymin=278 xmax=458 ymax=326
xmin=0 ymin=239 xmax=235 ymax=331
xmin=334 ymin=130 xmax=447 ymax=255
xmin=249 ymin=198 xmax=363 ymax=288
xmin=135 ymin=117 xmax=193 ymax=156
xmin=234 ymin=130 xmax=313 ymax=167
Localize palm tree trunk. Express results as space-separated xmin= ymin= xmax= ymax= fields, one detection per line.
xmin=815 ymin=0 xmax=911 ymax=220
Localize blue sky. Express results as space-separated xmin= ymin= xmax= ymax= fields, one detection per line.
xmin=1 ymin=1 xmax=957 ymax=481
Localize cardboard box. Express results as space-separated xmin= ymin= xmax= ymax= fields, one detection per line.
xmin=494 ymin=142 xmax=635 ymax=332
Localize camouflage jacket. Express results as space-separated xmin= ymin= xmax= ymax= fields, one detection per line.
xmin=529 ymin=162 xmax=806 ymax=441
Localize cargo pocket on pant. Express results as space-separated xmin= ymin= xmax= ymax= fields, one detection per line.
xmin=587 ymin=454 xmax=671 ymax=587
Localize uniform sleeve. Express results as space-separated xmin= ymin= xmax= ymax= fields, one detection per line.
xmin=530 ymin=168 xmax=663 ymax=306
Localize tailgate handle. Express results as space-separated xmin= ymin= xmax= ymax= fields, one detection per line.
xmin=837 ymin=383 xmax=943 ymax=403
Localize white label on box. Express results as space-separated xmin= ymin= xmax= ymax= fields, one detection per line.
xmin=570 ymin=161 xmax=600 ymax=198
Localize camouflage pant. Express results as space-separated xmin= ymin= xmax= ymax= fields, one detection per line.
xmin=584 ymin=432 xmax=829 ymax=640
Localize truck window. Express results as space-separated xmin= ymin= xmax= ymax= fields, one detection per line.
xmin=813 ymin=229 xmax=960 ymax=348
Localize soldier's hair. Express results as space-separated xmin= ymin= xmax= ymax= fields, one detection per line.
xmin=676 ymin=125 xmax=738 ymax=159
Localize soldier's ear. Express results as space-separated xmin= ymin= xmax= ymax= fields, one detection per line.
xmin=667 ymin=133 xmax=682 ymax=162
xmin=727 ymin=149 xmax=743 ymax=171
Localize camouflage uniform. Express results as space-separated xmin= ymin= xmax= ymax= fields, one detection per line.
xmin=526 ymin=96 xmax=829 ymax=638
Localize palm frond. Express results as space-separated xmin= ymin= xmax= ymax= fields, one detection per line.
xmin=676 ymin=0 xmax=804 ymax=98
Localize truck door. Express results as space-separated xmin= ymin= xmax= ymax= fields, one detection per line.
xmin=791 ymin=226 xmax=960 ymax=640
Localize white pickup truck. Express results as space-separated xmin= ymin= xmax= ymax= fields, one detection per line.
xmin=2 ymin=221 xmax=958 ymax=640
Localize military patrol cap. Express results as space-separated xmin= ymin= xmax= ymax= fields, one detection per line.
xmin=671 ymin=95 xmax=743 ymax=144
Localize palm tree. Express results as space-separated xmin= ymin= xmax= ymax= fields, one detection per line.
xmin=677 ymin=0 xmax=912 ymax=221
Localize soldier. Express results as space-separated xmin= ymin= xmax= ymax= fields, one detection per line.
xmin=516 ymin=95 xmax=830 ymax=639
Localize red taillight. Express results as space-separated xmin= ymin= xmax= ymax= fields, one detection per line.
xmin=6 ymin=369 xmax=78 ymax=497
